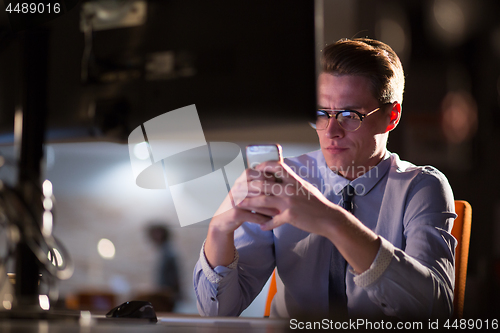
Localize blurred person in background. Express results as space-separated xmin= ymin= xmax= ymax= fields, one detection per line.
xmin=136 ymin=223 xmax=180 ymax=312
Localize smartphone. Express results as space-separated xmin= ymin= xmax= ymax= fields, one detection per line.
xmin=245 ymin=144 xmax=283 ymax=169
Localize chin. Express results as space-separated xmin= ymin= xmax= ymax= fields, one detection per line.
xmin=324 ymin=160 xmax=350 ymax=175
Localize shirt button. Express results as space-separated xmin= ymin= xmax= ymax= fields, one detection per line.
xmin=210 ymin=297 xmax=216 ymax=302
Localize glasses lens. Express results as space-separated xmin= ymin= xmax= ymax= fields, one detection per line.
xmin=337 ymin=111 xmax=361 ymax=131
xmin=314 ymin=111 xmax=329 ymax=130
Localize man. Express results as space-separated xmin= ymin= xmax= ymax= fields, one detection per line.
xmin=147 ymin=224 xmax=180 ymax=297
xmin=193 ymin=38 xmax=456 ymax=320
xmin=135 ymin=223 xmax=181 ymax=312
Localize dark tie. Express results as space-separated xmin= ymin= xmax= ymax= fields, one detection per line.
xmin=342 ymin=184 xmax=355 ymax=213
xmin=328 ymin=184 xmax=354 ymax=318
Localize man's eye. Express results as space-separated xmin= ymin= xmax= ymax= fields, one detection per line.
xmin=340 ymin=111 xmax=356 ymax=119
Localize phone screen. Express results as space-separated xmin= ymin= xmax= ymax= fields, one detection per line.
xmin=246 ymin=144 xmax=282 ymax=168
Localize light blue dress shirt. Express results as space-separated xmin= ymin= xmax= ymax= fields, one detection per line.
xmin=193 ymin=150 xmax=457 ymax=320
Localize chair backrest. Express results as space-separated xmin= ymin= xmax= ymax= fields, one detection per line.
xmin=264 ymin=270 xmax=277 ymax=317
xmin=264 ymin=200 xmax=472 ymax=319
xmin=451 ymin=200 xmax=472 ymax=319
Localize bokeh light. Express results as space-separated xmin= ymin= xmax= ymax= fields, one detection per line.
xmin=97 ymin=238 xmax=116 ymax=259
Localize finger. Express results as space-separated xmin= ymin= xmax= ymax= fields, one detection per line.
xmin=232 ymin=168 xmax=271 ymax=193
xmin=231 ymin=171 xmax=274 ymax=201
xmin=249 ymin=178 xmax=309 ymax=198
xmin=255 ymin=161 xmax=292 ymax=183
xmin=213 ymin=208 xmax=273 ymax=234
xmin=230 ymin=180 xmax=270 ymax=208
xmin=237 ymin=200 xmax=280 ymax=217
xmin=239 ymin=195 xmax=282 ymax=212
xmin=229 ymin=181 xmax=250 ymax=205
xmin=246 ymin=168 xmax=277 ymax=183
xmin=246 ymin=179 xmax=283 ymax=196
xmin=236 ymin=208 xmax=274 ymax=225
xmin=243 ymin=180 xmax=266 ymax=196
xmin=254 ymin=160 xmax=281 ymax=172
xmin=259 ymin=215 xmax=285 ymax=231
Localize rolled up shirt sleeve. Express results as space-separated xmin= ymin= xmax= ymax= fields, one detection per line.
xmin=352 ymin=237 xmax=394 ymax=288
xmin=193 ymin=223 xmax=275 ymax=317
xmin=199 ymin=240 xmax=239 ymax=284
xmin=193 ymin=240 xmax=239 ymax=316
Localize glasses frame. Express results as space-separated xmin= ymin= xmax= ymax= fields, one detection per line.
xmin=311 ymin=104 xmax=390 ymax=132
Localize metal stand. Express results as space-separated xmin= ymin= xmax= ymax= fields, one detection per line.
xmin=0 ymin=27 xmax=78 ymax=320
xmin=13 ymin=28 xmax=49 ymax=311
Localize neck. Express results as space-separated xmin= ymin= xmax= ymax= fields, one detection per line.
xmin=336 ymin=152 xmax=386 ymax=181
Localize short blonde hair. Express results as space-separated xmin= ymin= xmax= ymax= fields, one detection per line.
xmin=322 ymin=38 xmax=405 ymax=105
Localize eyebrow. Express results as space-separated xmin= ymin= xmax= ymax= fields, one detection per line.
xmin=317 ymin=105 xmax=362 ymax=110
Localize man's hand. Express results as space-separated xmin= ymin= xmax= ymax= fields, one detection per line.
xmin=236 ymin=161 xmax=381 ymax=274
xmin=204 ymin=167 xmax=279 ymax=268
xmin=209 ymin=167 xmax=280 ymax=233
xmin=236 ymin=161 xmax=342 ymax=237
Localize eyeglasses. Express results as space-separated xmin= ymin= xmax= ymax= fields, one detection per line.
xmin=309 ymin=107 xmax=383 ymax=132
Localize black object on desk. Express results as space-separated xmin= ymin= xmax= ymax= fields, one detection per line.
xmin=106 ymin=301 xmax=158 ymax=323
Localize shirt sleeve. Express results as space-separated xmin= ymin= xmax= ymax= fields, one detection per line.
xmin=354 ymin=168 xmax=457 ymax=320
xmin=352 ymin=237 xmax=393 ymax=288
xmin=198 ymin=240 xmax=239 ymax=284
xmin=193 ymin=222 xmax=275 ymax=316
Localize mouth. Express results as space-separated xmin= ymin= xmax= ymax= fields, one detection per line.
xmin=325 ymin=146 xmax=348 ymax=153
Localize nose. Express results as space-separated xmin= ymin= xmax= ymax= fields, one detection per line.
xmin=325 ymin=116 xmax=345 ymax=139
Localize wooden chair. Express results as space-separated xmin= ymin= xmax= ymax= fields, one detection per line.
xmin=264 ymin=200 xmax=472 ymax=319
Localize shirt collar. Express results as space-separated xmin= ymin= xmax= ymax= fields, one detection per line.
xmin=318 ymin=150 xmax=392 ymax=197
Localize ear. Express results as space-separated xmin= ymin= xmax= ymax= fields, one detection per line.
xmin=385 ymin=102 xmax=401 ymax=132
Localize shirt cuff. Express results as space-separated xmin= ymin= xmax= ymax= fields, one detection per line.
xmin=199 ymin=239 xmax=239 ymax=284
xmin=352 ymin=236 xmax=394 ymax=288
